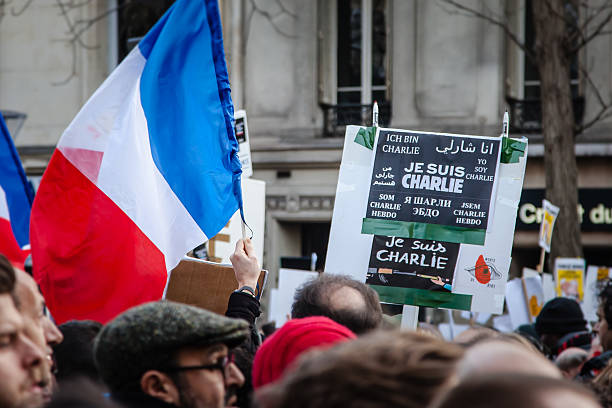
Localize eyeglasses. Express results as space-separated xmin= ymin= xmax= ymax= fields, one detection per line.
xmin=164 ymin=353 xmax=234 ymax=374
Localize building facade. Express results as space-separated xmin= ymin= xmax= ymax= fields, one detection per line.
xmin=2 ymin=0 xmax=612 ymax=290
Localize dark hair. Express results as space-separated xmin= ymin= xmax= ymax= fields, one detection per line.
xmin=257 ymin=331 xmax=463 ymax=408
xmin=47 ymin=377 xmax=120 ymax=408
xmin=599 ymin=280 xmax=612 ymax=326
xmin=54 ymin=320 xmax=103 ymax=383
xmin=591 ymin=361 xmax=612 ymax=407
xmin=431 ymin=374 xmax=598 ymax=408
xmin=291 ymin=274 xmax=382 ymax=334
xmin=0 ymin=254 xmax=16 ymax=294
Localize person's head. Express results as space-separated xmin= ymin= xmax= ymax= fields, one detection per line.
xmin=252 ymin=316 xmax=356 ymax=389
xmin=535 ymin=297 xmax=587 ymax=356
xmin=555 ymin=347 xmax=588 ymax=379
xmin=291 ymin=274 xmax=382 ymax=334
xmin=595 ymin=281 xmax=612 ymax=352
xmin=0 ymin=254 xmax=46 ymax=408
xmin=53 ymin=320 xmax=102 ymax=383
xmin=591 ymin=360 xmax=612 ymax=407
xmin=457 ymin=340 xmax=561 ymax=379
xmin=94 ymin=301 xmax=249 ymax=408
xmin=256 ymin=331 xmax=463 ymax=408
xmin=14 ymin=268 xmax=64 ymax=401
xmin=453 ymin=326 xmax=500 ymax=347
xmin=430 ymin=374 xmax=600 ymax=408
xmin=46 ymin=377 xmax=119 ymax=408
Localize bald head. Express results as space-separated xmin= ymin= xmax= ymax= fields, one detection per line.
xmin=328 ymin=286 xmax=367 ymax=312
xmin=291 ymin=274 xmax=383 ymax=334
xmin=555 ymin=347 xmax=588 ymax=379
xmin=458 ymin=340 xmax=561 ymax=379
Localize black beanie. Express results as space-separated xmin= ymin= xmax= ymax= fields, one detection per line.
xmin=535 ymin=297 xmax=587 ymax=336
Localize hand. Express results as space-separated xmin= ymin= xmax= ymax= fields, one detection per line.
xmin=229 ymin=238 xmax=260 ymax=290
xmin=430 ymin=276 xmax=445 ymax=286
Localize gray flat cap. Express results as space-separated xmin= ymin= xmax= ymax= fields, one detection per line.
xmin=94 ymin=300 xmax=248 ymax=391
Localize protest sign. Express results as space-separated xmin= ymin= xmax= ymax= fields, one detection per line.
xmin=367 ymin=236 xmax=459 ymax=291
xmin=554 ymin=257 xmax=585 ymax=302
xmin=205 ymin=178 xmax=265 ymax=264
xmin=268 ymin=268 xmax=318 ymax=328
xmin=362 ymin=130 xmax=501 ymax=245
xmin=234 ymin=110 xmax=252 ymax=178
xmin=538 ymin=199 xmax=559 ymax=253
xmin=506 ymin=276 xmax=543 ymax=327
xmin=542 ymin=273 xmax=556 ymax=302
xmin=506 ymin=278 xmax=529 ymax=328
xmin=583 ymin=265 xmax=612 ymax=321
xmin=165 ymin=257 xmax=267 ymax=315
xmin=326 ymin=126 xmax=528 ymax=314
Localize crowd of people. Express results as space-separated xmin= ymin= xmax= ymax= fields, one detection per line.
xmin=2 ymin=239 xmax=612 ymax=408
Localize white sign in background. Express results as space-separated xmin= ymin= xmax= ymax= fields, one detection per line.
xmin=235 ymin=110 xmax=253 ymax=178
xmin=206 ymin=178 xmax=265 ymax=264
xmin=325 ymin=126 xmax=528 ymax=314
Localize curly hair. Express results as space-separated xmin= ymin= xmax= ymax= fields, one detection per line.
xmin=291 ymin=274 xmax=383 ymax=334
xmin=599 ymin=280 xmax=612 ymax=326
xmin=256 ymin=331 xmax=463 ymax=408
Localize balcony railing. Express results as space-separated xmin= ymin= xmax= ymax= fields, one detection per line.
xmin=506 ymin=96 xmax=585 ymax=134
xmin=320 ymin=102 xmax=391 ymax=137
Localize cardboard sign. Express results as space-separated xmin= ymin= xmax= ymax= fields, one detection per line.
xmin=165 ymin=257 xmax=267 ymax=315
xmin=538 ymin=199 xmax=559 ymax=253
xmin=234 ymin=110 xmax=253 ymax=178
xmin=554 ymin=257 xmax=585 ymax=302
xmin=326 ymin=126 xmax=528 ymax=314
xmin=363 ymin=129 xmax=501 ymax=245
xmin=206 ymin=178 xmax=265 ymax=264
xmin=583 ymin=265 xmax=612 ymax=321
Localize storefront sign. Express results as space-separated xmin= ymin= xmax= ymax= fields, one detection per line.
xmin=518 ymin=189 xmax=612 ymax=231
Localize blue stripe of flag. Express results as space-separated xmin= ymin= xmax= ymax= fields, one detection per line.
xmin=0 ymin=113 xmax=34 ymax=247
xmin=138 ymin=0 xmax=242 ymax=239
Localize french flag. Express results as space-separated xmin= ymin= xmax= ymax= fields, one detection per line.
xmin=30 ymin=0 xmax=242 ymax=324
xmin=0 ymin=113 xmax=33 ymax=270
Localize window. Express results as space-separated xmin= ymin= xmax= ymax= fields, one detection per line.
xmin=523 ymin=0 xmax=579 ymax=99
xmin=319 ymin=0 xmax=391 ymax=135
xmin=117 ymin=0 xmax=174 ymax=61
xmin=337 ymin=0 xmax=388 ymax=106
xmin=506 ymin=0 xmax=582 ymax=132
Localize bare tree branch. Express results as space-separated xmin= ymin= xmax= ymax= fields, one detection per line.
xmin=438 ymin=0 xmax=533 ymax=60
xmin=11 ymin=0 xmax=33 ymax=17
xmin=571 ymin=9 xmax=612 ymax=52
xmin=575 ymin=61 xmax=612 ymax=133
xmin=247 ymin=0 xmax=297 ymax=39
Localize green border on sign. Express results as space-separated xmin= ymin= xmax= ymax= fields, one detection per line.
xmin=501 ymin=137 xmax=526 ymax=163
xmin=370 ymin=285 xmax=472 ymax=310
xmin=361 ymin=218 xmax=486 ymax=245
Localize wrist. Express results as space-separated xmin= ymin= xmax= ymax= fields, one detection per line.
xmin=235 ymin=285 xmax=256 ymax=298
xmin=237 ymin=280 xmax=258 ymax=290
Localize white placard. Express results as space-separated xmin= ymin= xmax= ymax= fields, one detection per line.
xmin=506 ymin=278 xmax=530 ymax=329
xmin=234 ymin=110 xmax=252 ymax=178
xmin=538 ymin=199 xmax=559 ymax=253
xmin=554 ymin=257 xmax=586 ymax=302
xmin=268 ymin=268 xmax=319 ymax=328
xmin=206 ymin=178 xmax=265 ymax=264
xmin=542 ymin=273 xmax=555 ymax=302
xmin=325 ymin=126 xmax=528 ymax=315
xmin=583 ymin=265 xmax=612 ymax=322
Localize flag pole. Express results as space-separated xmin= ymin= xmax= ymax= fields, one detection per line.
xmin=537 ymin=248 xmax=546 ymax=273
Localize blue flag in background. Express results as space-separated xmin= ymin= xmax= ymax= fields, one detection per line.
xmin=0 ymin=113 xmax=34 ymax=247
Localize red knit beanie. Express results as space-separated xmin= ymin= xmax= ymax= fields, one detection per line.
xmin=252 ymin=316 xmax=356 ymax=389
